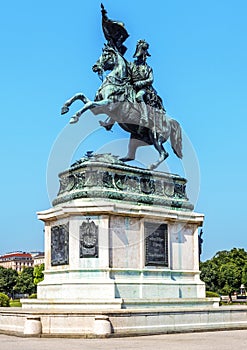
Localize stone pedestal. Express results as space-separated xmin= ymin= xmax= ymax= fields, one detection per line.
xmin=22 ymin=154 xmax=209 ymax=310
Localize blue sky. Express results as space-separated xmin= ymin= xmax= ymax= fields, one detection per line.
xmin=0 ymin=0 xmax=247 ymax=261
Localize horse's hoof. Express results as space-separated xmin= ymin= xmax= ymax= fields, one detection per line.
xmin=69 ymin=116 xmax=79 ymax=124
xmin=119 ymin=157 xmax=134 ymax=162
xmin=148 ymin=164 xmax=156 ymax=171
xmin=61 ymin=106 xmax=69 ymax=115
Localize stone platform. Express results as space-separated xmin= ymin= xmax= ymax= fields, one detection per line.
xmin=21 ymin=153 xmax=218 ymax=336
xmin=2 ymin=305 xmax=247 ymax=337
xmin=15 ymin=153 xmax=225 ymax=336
xmin=23 ymin=154 xmax=209 ymax=310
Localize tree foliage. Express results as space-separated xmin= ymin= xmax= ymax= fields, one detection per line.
xmin=200 ymin=248 xmax=247 ymax=294
xmin=33 ymin=263 xmax=44 ymax=285
xmin=0 ymin=267 xmax=18 ymax=295
xmin=14 ymin=267 xmax=36 ymax=295
xmin=0 ymin=265 xmax=45 ymax=297
xmin=0 ymin=293 xmax=10 ymax=307
xmin=242 ymin=263 xmax=247 ymax=286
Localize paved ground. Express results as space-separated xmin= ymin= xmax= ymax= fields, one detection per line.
xmin=1 ymin=330 xmax=247 ymax=350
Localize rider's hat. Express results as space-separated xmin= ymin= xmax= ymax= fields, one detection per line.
xmin=133 ymin=39 xmax=151 ymax=58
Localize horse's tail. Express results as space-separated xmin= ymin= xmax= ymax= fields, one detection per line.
xmin=169 ymin=119 xmax=183 ymax=159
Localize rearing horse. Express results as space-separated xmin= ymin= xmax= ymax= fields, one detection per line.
xmin=61 ymin=45 xmax=183 ymax=170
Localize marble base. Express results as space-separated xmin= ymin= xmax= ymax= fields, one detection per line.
xmin=21 ymin=297 xmax=218 ymax=310
xmin=27 ymin=157 xmax=207 ymax=311
xmin=21 ymin=298 xmax=123 ymax=310
xmin=3 ymin=305 xmax=247 ymax=337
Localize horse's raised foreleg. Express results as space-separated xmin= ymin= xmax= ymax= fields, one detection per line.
xmin=61 ymin=93 xmax=90 ymax=115
xmin=69 ymin=99 xmax=110 ymax=124
xmin=148 ymin=135 xmax=169 ymax=170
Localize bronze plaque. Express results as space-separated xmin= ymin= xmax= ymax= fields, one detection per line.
xmin=51 ymin=223 xmax=69 ymax=266
xmin=80 ymin=219 xmax=98 ymax=258
xmin=145 ymin=223 xmax=168 ymax=266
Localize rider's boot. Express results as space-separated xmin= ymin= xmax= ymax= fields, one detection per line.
xmin=137 ymin=102 xmax=149 ymax=134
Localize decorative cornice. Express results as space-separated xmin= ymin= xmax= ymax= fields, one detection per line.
xmin=52 ymin=153 xmax=193 ymax=211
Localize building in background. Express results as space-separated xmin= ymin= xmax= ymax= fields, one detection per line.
xmin=0 ymin=251 xmax=44 ymax=271
xmin=32 ymin=252 xmax=45 ymax=266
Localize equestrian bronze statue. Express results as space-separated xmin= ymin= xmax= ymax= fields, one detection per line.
xmin=61 ymin=4 xmax=182 ymax=170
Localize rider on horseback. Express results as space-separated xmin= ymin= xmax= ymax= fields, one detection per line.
xmin=61 ymin=5 xmax=182 ymax=169
xmin=100 ymin=39 xmax=163 ymax=133
xmin=130 ymin=39 xmax=153 ymax=133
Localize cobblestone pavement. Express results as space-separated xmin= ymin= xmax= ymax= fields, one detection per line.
xmin=1 ymin=330 xmax=247 ymax=350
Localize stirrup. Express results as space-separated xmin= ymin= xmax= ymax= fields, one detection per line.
xmin=99 ymin=120 xmax=113 ymax=131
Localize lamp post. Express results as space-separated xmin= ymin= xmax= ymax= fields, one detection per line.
xmin=240 ymin=284 xmax=246 ymax=296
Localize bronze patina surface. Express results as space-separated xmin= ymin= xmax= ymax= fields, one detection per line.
xmin=61 ymin=5 xmax=183 ymax=170
xmin=53 ymin=153 xmax=192 ymax=210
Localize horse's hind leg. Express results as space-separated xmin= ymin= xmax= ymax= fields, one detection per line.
xmin=149 ymin=135 xmax=169 ymax=170
xmin=61 ymin=93 xmax=90 ymax=115
xmin=120 ymin=137 xmax=145 ymax=162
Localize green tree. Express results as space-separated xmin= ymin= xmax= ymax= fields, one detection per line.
xmin=241 ymin=263 xmax=247 ymax=286
xmin=0 ymin=267 xmax=18 ymax=295
xmin=200 ymin=248 xmax=247 ymax=295
xmin=199 ymin=260 xmax=219 ymax=293
xmin=33 ymin=263 xmax=44 ymax=285
xmin=218 ymin=263 xmax=242 ymax=294
xmin=0 ymin=293 xmax=10 ymax=307
xmin=14 ymin=267 xmax=36 ymax=295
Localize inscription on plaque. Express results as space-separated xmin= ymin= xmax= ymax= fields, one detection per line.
xmin=80 ymin=219 xmax=98 ymax=258
xmin=145 ymin=223 xmax=168 ymax=266
xmin=51 ymin=223 xmax=69 ymax=266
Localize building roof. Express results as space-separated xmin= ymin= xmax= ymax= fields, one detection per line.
xmin=33 ymin=253 xmax=44 ymax=259
xmin=0 ymin=252 xmax=33 ymax=260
